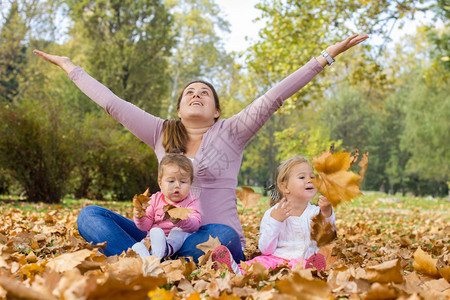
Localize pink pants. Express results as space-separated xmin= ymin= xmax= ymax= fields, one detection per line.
xmin=239 ymin=254 xmax=305 ymax=273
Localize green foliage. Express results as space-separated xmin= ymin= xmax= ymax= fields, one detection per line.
xmin=66 ymin=0 xmax=174 ymax=114
xmin=163 ymin=0 xmax=236 ymax=118
xmin=0 ymin=2 xmax=27 ymax=103
xmin=0 ymin=100 xmax=80 ymax=203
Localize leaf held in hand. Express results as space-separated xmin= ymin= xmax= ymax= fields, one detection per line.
xmin=133 ymin=191 xmax=151 ymax=218
xmin=165 ymin=206 xmax=194 ymax=220
xmin=311 ymin=150 xmax=363 ymax=207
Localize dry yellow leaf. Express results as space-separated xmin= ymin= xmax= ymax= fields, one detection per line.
xmin=236 ymin=186 xmax=261 ymax=209
xmin=276 ymin=271 xmax=331 ymax=299
xmin=413 ymin=247 xmax=440 ymax=277
xmin=437 ymin=256 xmax=450 ymax=281
xmin=310 ymin=212 xmax=337 ymax=247
xmin=358 ymin=152 xmax=369 ymax=182
xmin=166 ymin=207 xmax=194 ymax=220
xmin=196 ymin=235 xmax=222 ymax=255
xmin=361 ymin=259 xmax=404 ymax=283
xmin=133 ymin=193 xmax=150 ymax=218
xmin=311 ymin=150 xmax=363 ymax=206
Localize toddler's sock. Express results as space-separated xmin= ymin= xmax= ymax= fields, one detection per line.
xmin=132 ymin=242 xmax=151 ymax=258
xmin=149 ymin=227 xmax=168 ymax=258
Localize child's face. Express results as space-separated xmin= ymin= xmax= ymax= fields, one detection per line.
xmin=281 ymin=162 xmax=317 ymax=203
xmin=158 ymin=164 xmax=191 ymax=204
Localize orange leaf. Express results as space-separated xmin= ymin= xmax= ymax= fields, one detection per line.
xmin=196 ymin=235 xmax=221 ymax=255
xmin=413 ymin=247 xmax=440 ymax=277
xmin=361 ymin=259 xmax=404 ymax=283
xmin=437 ymin=256 xmax=450 ymax=282
xmin=236 ymin=187 xmax=261 ymax=209
xmin=276 ymin=271 xmax=331 ymax=298
xmin=133 ymin=193 xmax=150 ymax=218
xmin=166 ymin=207 xmax=194 ymax=220
xmin=310 ymin=213 xmax=337 ymax=247
xmin=358 ymin=152 xmax=369 ymax=182
xmin=311 ymin=150 xmax=363 ymax=206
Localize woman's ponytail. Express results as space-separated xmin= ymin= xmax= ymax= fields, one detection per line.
xmin=162 ymin=119 xmax=189 ymax=154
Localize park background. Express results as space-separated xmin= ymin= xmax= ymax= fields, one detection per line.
xmin=0 ymin=1 xmax=449 ymax=299
xmin=0 ymin=0 xmax=448 ymax=203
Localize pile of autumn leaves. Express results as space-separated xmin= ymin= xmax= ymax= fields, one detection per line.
xmin=0 ymin=150 xmax=449 ymax=299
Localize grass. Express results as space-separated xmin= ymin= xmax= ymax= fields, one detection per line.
xmin=1 ymin=189 xmax=448 ymax=222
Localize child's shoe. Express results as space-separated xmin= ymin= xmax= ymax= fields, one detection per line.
xmin=304 ymin=253 xmax=326 ymax=271
xmin=211 ymin=245 xmax=242 ymax=275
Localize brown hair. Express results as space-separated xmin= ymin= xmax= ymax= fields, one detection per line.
xmin=158 ymin=154 xmax=194 ymax=184
xmin=270 ymin=156 xmax=310 ymax=206
xmin=162 ymin=80 xmax=221 ymax=154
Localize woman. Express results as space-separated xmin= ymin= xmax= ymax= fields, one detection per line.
xmin=34 ymin=34 xmax=368 ymax=262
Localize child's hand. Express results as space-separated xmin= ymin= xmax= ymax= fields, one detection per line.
xmin=270 ymin=198 xmax=293 ymax=222
xmin=318 ymin=195 xmax=332 ymax=218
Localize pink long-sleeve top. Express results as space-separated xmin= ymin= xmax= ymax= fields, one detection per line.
xmin=68 ymin=58 xmax=324 ymax=247
xmin=134 ymin=192 xmax=200 ymax=236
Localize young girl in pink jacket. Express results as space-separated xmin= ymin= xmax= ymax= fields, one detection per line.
xmin=132 ymin=154 xmax=201 ymax=259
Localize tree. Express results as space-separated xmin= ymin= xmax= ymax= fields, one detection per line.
xmin=66 ymin=0 xmax=174 ymax=114
xmin=0 ymin=2 xmax=27 ymax=103
xmin=163 ymin=0 xmax=236 ymax=118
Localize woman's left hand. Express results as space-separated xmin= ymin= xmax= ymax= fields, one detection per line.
xmin=326 ymin=34 xmax=369 ymax=58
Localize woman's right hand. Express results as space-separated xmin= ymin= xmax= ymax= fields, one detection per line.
xmin=33 ymin=49 xmax=77 ymax=74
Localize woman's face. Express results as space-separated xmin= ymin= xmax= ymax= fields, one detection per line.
xmin=177 ymin=82 xmax=220 ymax=124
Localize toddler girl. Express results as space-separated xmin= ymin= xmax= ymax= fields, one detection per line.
xmin=212 ymin=156 xmax=335 ymax=274
xmin=132 ymin=154 xmax=201 ymax=258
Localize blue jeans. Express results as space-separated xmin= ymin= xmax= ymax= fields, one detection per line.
xmin=77 ymin=205 xmax=245 ymax=263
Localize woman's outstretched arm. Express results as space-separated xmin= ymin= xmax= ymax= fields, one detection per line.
xmin=227 ymin=34 xmax=369 ymax=149
xmin=33 ymin=50 xmax=77 ymax=74
xmin=315 ymin=34 xmax=369 ymax=67
xmin=33 ymin=49 xmax=164 ymax=150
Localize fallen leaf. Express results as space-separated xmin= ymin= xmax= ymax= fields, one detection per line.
xmin=361 ymin=259 xmax=404 ymax=283
xmin=196 ymin=235 xmax=222 ymax=255
xmin=46 ymin=249 xmax=95 ymax=273
xmin=364 ymin=282 xmax=401 ymax=300
xmin=276 ymin=271 xmax=332 ymax=299
xmin=437 ymin=255 xmax=450 ymax=282
xmin=311 ymin=150 xmax=363 ymax=206
xmin=142 ymin=255 xmax=164 ymax=277
xmin=413 ymin=247 xmax=440 ymax=277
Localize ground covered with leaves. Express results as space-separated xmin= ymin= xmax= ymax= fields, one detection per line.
xmin=0 ymin=193 xmax=448 ymax=299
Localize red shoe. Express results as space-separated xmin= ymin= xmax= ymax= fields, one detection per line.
xmin=304 ymin=253 xmax=326 ymax=271
xmin=211 ymin=245 xmax=241 ymax=275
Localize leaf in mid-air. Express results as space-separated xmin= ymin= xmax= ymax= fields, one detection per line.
xmin=310 ymin=213 xmax=337 ymax=247
xmin=236 ymin=186 xmax=261 ymax=209
xmin=311 ymin=150 xmax=364 ymax=207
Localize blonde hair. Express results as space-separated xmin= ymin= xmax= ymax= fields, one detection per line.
xmin=270 ymin=156 xmax=310 ymax=206
xmin=158 ymin=154 xmax=194 ymax=184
